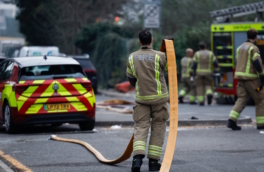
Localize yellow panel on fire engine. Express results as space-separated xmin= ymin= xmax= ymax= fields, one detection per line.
xmin=211 ymin=22 xmax=264 ymax=32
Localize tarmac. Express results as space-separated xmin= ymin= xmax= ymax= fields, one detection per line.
xmin=96 ymin=89 xmax=253 ymax=127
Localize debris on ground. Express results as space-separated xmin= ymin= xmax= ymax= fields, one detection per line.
xmin=97 ymin=99 xmax=135 ymax=106
xmin=115 ymin=81 xmax=135 ymax=93
xmin=191 ymin=116 xmax=199 ymax=120
xmin=97 ymin=99 xmax=134 ymax=114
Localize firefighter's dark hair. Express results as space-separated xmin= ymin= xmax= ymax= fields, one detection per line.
xmin=139 ymin=29 xmax=152 ymax=45
xmin=247 ymin=29 xmax=258 ymax=40
xmin=199 ymin=41 xmax=206 ymax=49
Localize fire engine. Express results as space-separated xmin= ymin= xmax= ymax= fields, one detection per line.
xmin=210 ymin=1 xmax=264 ymax=104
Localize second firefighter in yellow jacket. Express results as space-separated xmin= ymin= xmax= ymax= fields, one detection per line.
xmin=192 ymin=42 xmax=219 ymax=106
xmin=227 ymin=29 xmax=264 ymax=130
xmin=179 ymin=48 xmax=196 ymax=104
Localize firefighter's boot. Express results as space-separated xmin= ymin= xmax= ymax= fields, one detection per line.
xmin=131 ymin=155 xmax=144 ymax=172
xmin=257 ymin=126 xmax=264 ymax=130
xmin=207 ymin=95 xmax=213 ymax=105
xmin=199 ymin=102 xmax=204 ymax=106
xmin=149 ymin=159 xmax=161 ymax=171
xmin=227 ymin=119 xmax=241 ymax=130
xmin=178 ymin=96 xmax=184 ymax=103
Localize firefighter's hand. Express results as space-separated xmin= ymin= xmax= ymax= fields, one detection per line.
xmin=167 ymin=98 xmax=170 ymax=104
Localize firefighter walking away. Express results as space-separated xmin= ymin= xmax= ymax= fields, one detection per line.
xmin=127 ymin=29 xmax=169 ymax=172
xmin=192 ymin=41 xmax=219 ymax=106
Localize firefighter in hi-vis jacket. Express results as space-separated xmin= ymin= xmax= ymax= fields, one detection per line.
xmin=178 ymin=48 xmax=196 ymax=104
xmin=192 ymin=41 xmax=219 ymax=106
xmin=126 ymin=29 xmax=169 ymax=172
xmin=227 ymin=28 xmax=264 ymax=130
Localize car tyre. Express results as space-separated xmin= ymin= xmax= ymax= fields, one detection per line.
xmin=4 ymin=102 xmax=17 ymax=134
xmin=79 ymin=120 xmax=95 ymax=131
xmin=93 ymin=86 xmax=98 ymax=94
xmin=51 ymin=123 xmax=63 ymax=127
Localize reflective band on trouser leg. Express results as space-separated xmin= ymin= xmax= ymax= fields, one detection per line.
xmin=148 ymin=145 xmax=162 ymax=159
xmin=246 ymin=46 xmax=254 ymax=73
xmin=189 ymin=96 xmax=195 ymax=102
xmin=133 ymin=141 xmax=146 ymax=155
xmin=197 ymin=96 xmax=204 ymax=103
xmin=256 ymin=116 xmax=264 ymax=127
xmin=229 ymin=110 xmax=240 ymax=121
xmin=179 ymin=90 xmax=186 ymax=97
xmin=155 ymin=54 xmax=162 ymax=95
xmin=206 ymin=89 xmax=213 ymax=95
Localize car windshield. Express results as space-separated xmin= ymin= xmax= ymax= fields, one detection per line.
xmin=20 ymin=64 xmax=86 ymax=80
xmin=75 ymin=59 xmax=95 ymax=70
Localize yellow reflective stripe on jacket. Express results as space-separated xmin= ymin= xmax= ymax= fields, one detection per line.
xmin=186 ymin=59 xmax=191 ymax=75
xmin=155 ymin=54 xmax=162 ymax=95
xmin=129 ymin=55 xmax=139 ymax=96
xmin=236 ymin=46 xmax=240 ymax=60
xmin=165 ymin=63 xmax=168 ymax=72
xmin=129 ymin=55 xmax=137 ymax=78
xmin=136 ymin=92 xmax=168 ymax=100
xmin=127 ymin=68 xmax=132 ymax=75
xmin=235 ymin=72 xmax=258 ymax=78
xmin=209 ymin=52 xmax=212 ymax=70
xmin=253 ymin=52 xmax=260 ymax=61
xmin=197 ymin=52 xmax=200 ymax=69
xmin=246 ymin=46 xmax=254 ymax=74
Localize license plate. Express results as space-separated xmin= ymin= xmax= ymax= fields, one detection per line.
xmin=45 ymin=103 xmax=70 ymax=110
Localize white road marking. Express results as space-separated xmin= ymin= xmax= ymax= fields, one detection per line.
xmin=0 ymin=159 xmax=14 ymax=172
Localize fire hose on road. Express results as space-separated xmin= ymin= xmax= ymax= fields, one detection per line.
xmin=50 ymin=39 xmax=179 ymax=172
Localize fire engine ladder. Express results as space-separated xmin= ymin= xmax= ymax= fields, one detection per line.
xmin=210 ymin=1 xmax=264 ymax=22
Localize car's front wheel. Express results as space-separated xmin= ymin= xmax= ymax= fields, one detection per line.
xmin=4 ymin=102 xmax=17 ymax=134
xmin=79 ymin=120 xmax=95 ymax=131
